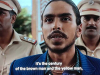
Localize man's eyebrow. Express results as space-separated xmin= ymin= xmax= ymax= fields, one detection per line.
xmin=44 ymin=13 xmax=72 ymax=18
xmin=44 ymin=14 xmax=55 ymax=17
xmin=58 ymin=13 xmax=72 ymax=17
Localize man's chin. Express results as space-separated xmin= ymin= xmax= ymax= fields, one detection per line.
xmin=49 ymin=48 xmax=67 ymax=54
xmin=85 ymin=33 xmax=97 ymax=38
xmin=47 ymin=45 xmax=71 ymax=54
xmin=45 ymin=40 xmax=75 ymax=54
xmin=50 ymin=47 xmax=64 ymax=52
xmin=44 ymin=34 xmax=76 ymax=54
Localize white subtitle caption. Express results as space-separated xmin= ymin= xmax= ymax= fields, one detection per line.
xmin=15 ymin=62 xmax=83 ymax=71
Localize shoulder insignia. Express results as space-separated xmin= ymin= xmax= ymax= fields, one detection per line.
xmin=20 ymin=36 xmax=37 ymax=45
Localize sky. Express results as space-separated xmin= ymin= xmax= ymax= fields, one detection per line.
xmin=18 ymin=0 xmax=32 ymax=8
xmin=18 ymin=0 xmax=81 ymax=12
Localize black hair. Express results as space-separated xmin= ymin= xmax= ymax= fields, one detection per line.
xmin=9 ymin=10 xmax=16 ymax=25
xmin=41 ymin=0 xmax=81 ymax=26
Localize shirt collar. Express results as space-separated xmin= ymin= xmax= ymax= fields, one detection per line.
xmin=45 ymin=48 xmax=81 ymax=74
xmin=75 ymin=36 xmax=86 ymax=47
xmin=0 ymin=30 xmax=22 ymax=50
xmin=11 ymin=30 xmax=22 ymax=43
xmin=76 ymin=36 xmax=100 ymax=52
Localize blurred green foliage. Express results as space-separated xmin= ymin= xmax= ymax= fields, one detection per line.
xmin=13 ymin=8 xmax=31 ymax=36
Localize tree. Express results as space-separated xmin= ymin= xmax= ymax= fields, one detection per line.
xmin=13 ymin=8 xmax=31 ymax=36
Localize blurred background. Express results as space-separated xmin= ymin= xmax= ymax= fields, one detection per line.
xmin=14 ymin=0 xmax=81 ymax=44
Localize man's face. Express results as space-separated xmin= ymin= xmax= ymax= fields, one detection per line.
xmin=0 ymin=8 xmax=13 ymax=32
xmin=42 ymin=1 xmax=80 ymax=53
xmin=81 ymin=15 xmax=100 ymax=38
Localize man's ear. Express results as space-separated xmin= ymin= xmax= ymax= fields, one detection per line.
xmin=76 ymin=24 xmax=82 ymax=37
xmin=11 ymin=15 xmax=16 ymax=24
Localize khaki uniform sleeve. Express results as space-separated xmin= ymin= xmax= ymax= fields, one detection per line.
xmin=30 ymin=43 xmax=43 ymax=55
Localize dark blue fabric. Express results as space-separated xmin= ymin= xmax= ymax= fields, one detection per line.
xmin=9 ymin=49 xmax=100 ymax=75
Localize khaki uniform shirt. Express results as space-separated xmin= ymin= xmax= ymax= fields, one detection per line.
xmin=0 ymin=30 xmax=42 ymax=75
xmin=75 ymin=37 xmax=100 ymax=59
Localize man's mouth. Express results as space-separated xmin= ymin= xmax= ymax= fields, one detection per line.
xmin=50 ymin=33 xmax=64 ymax=38
xmin=47 ymin=30 xmax=67 ymax=39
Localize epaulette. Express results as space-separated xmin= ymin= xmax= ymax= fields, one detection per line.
xmin=20 ymin=36 xmax=37 ymax=45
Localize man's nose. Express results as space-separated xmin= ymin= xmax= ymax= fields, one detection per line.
xmin=52 ymin=19 xmax=62 ymax=30
xmin=88 ymin=18 xmax=96 ymax=25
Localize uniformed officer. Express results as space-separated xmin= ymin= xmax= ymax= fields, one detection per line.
xmin=75 ymin=0 xmax=100 ymax=58
xmin=0 ymin=0 xmax=42 ymax=75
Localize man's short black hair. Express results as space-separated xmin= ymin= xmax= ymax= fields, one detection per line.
xmin=9 ymin=10 xmax=16 ymax=25
xmin=41 ymin=0 xmax=81 ymax=26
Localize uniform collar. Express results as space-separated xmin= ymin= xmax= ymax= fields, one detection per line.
xmin=75 ymin=36 xmax=100 ymax=52
xmin=0 ymin=30 xmax=22 ymax=50
xmin=75 ymin=36 xmax=86 ymax=47
xmin=11 ymin=30 xmax=22 ymax=43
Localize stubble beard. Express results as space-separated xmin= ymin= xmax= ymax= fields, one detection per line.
xmin=44 ymin=35 xmax=76 ymax=54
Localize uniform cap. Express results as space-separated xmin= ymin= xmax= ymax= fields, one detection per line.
xmin=77 ymin=0 xmax=100 ymax=16
xmin=0 ymin=0 xmax=21 ymax=14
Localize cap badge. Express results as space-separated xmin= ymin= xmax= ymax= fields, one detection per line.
xmin=88 ymin=0 xmax=94 ymax=5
